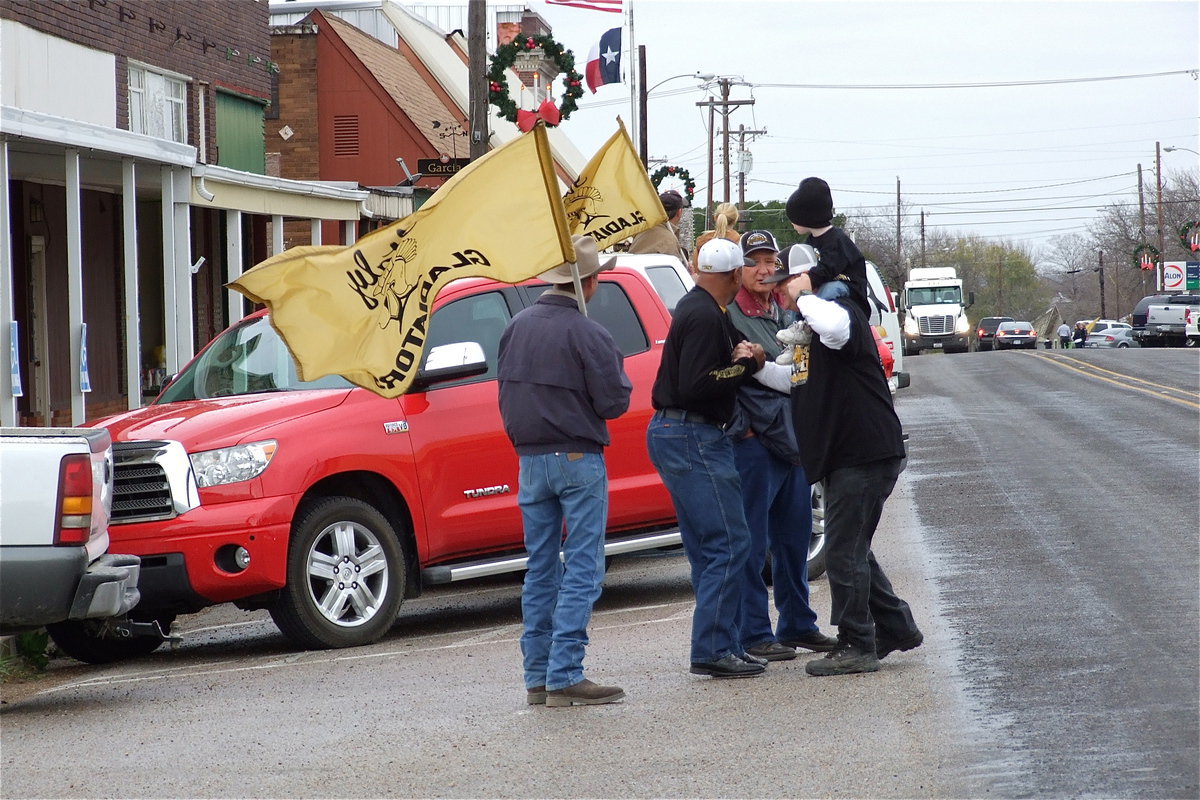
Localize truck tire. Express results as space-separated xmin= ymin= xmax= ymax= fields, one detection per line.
xmin=269 ymin=496 xmax=406 ymax=650
xmin=46 ymin=613 xmax=174 ymax=664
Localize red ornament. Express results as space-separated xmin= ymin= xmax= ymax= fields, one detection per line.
xmin=525 ymin=37 xmax=536 ymax=49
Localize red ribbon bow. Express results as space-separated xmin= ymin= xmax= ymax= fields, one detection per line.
xmin=516 ymin=98 xmax=563 ymax=132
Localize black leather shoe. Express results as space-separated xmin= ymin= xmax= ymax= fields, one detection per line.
xmin=739 ymin=651 xmax=769 ymax=666
xmin=876 ymin=629 xmax=924 ymax=660
xmin=781 ymin=631 xmax=839 ymax=652
xmin=805 ymin=641 xmax=880 ymax=676
xmin=689 ymin=654 xmax=766 ymax=678
xmin=746 ymin=641 xmax=798 ymax=662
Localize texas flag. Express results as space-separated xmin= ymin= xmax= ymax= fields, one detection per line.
xmin=585 ymin=27 xmax=622 ymax=93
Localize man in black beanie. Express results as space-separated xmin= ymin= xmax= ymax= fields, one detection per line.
xmin=775 ymin=185 xmax=923 ymax=676
xmin=786 ymin=177 xmax=869 ymax=316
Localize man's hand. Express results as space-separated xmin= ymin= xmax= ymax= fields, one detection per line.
xmin=734 ymin=341 xmax=765 ymax=370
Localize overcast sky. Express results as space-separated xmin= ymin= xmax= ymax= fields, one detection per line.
xmin=528 ymin=0 xmax=1199 ymax=257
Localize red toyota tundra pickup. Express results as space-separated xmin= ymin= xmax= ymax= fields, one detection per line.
xmin=67 ymin=261 xmax=824 ymax=663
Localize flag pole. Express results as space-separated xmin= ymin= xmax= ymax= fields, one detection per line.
xmin=570 ymin=264 xmax=588 ymax=316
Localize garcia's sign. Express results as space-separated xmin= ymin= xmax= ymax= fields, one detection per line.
xmin=417 ymin=157 xmax=470 ymax=176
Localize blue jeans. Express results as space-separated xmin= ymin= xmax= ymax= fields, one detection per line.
xmin=822 ymin=457 xmax=917 ymax=650
xmin=733 ymin=436 xmax=818 ymax=649
xmin=646 ymin=413 xmax=750 ymax=663
xmin=517 ymin=451 xmax=608 ymax=692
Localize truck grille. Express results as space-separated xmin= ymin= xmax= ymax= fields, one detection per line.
xmin=109 ymin=440 xmax=200 ymax=524
xmin=919 ymin=315 xmax=955 ymax=335
xmin=112 ymin=462 xmax=173 ymax=520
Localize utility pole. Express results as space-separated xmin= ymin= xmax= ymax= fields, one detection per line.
xmin=735 ymin=124 xmax=766 ymax=209
xmin=1155 ymin=141 xmax=1165 ymax=290
xmin=1137 ymin=163 xmax=1147 ymax=296
xmin=1098 ymin=250 xmax=1107 ymax=318
xmin=920 ymin=209 xmax=926 ymax=267
xmin=997 ymin=248 xmax=1004 ymax=316
xmin=637 ymin=46 xmax=648 ymax=166
xmin=467 ymin=0 xmax=488 ymax=160
xmin=895 ymin=177 xmax=902 ymax=279
xmin=705 ymin=104 xmax=715 ymax=229
xmin=697 ymin=79 xmax=752 ymax=218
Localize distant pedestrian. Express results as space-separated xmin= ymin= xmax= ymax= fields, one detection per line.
xmin=498 ymin=235 xmax=632 ymax=707
xmin=1072 ymin=321 xmax=1087 ymax=349
xmin=690 ymin=202 xmax=742 ymax=273
xmin=1057 ymin=322 xmax=1071 ymax=349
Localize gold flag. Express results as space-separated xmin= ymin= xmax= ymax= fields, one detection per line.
xmin=563 ymin=119 xmax=668 ymax=250
xmin=230 ymin=125 xmax=573 ymax=398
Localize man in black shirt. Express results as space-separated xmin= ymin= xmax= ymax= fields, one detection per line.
xmin=647 ymin=238 xmax=767 ymax=679
xmin=780 ymin=178 xmax=924 ymax=676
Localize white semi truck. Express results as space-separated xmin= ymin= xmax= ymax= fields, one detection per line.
xmin=901 ymin=266 xmax=974 ymax=355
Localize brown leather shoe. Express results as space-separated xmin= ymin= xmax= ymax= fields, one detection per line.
xmin=527 ymin=686 xmax=547 ymax=705
xmin=545 ymin=678 xmax=626 ymax=707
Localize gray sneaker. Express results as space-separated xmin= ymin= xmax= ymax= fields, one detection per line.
xmin=545 ymin=678 xmax=626 ymax=707
xmin=805 ymin=641 xmax=881 ymax=676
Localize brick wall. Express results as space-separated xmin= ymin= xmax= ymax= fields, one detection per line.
xmin=0 ymin=0 xmax=272 ymax=161
xmin=267 ymin=24 xmax=319 ymax=183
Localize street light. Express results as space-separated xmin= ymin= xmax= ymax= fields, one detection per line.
xmin=1164 ymin=145 xmax=1200 ymax=155
xmin=639 ymin=71 xmax=716 ymax=166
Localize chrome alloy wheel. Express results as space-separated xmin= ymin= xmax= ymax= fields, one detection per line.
xmin=305 ymin=520 xmax=390 ymax=628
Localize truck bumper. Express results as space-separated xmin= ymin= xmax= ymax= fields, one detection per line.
xmin=109 ymin=494 xmax=295 ymax=608
xmin=903 ymin=334 xmax=969 ymax=353
xmin=0 ymin=548 xmax=141 ymax=633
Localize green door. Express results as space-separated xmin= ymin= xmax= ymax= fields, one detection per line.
xmin=216 ymin=92 xmax=266 ymax=174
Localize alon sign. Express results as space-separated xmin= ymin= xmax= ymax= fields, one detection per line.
xmin=1159 ymin=261 xmax=1200 ymax=292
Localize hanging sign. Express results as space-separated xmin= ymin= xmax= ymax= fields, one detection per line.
xmin=79 ymin=323 xmax=92 ymax=393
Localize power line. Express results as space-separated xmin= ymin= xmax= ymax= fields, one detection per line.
xmin=748 ymin=69 xmax=1198 ymax=91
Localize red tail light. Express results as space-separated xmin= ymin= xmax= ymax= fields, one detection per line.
xmin=977 ymin=328 xmax=985 ymax=337
xmin=56 ymin=453 xmax=93 ymax=546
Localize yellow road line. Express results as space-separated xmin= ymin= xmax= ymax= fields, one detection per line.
xmin=1034 ymin=352 xmax=1199 ymax=409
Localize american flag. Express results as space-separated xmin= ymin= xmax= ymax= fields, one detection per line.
xmin=546 ymin=0 xmax=622 ymax=12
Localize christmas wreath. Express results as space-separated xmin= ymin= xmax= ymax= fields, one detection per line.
xmin=487 ymin=34 xmax=584 ymax=129
xmin=1180 ymin=220 xmax=1200 ymax=253
xmin=650 ymin=165 xmax=696 ymax=203
xmin=1132 ymin=242 xmax=1160 ymax=270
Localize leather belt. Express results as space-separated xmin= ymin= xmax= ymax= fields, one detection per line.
xmin=658 ymin=408 xmax=727 ymax=430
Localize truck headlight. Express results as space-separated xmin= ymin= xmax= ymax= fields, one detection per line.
xmin=190 ymin=440 xmax=277 ymax=488
xmin=955 ymin=314 xmax=970 ymax=334
xmin=903 ymin=316 xmax=918 ymax=335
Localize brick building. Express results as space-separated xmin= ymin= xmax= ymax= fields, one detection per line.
xmin=0 ymin=0 xmax=366 ymax=426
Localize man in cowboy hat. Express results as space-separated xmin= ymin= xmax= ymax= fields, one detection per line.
xmin=498 ymin=235 xmax=632 ymax=707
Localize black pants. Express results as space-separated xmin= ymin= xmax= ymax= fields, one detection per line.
xmin=822 ymin=457 xmax=918 ymax=650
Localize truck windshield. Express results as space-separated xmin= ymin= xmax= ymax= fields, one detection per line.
xmin=908 ymin=286 xmax=962 ymax=305
xmin=156 ymin=316 xmax=353 ymax=403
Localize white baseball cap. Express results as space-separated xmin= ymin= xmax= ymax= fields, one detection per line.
xmin=696 ymin=238 xmax=754 ymax=273
xmin=763 ymin=243 xmax=819 ymax=284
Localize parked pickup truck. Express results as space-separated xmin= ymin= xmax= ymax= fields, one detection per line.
xmin=0 ymin=427 xmax=142 ymax=655
xmin=79 ymin=263 xmax=826 ymax=662
xmin=1139 ymin=295 xmax=1200 ymax=346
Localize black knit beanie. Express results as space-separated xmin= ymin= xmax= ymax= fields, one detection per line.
xmin=786 ymin=177 xmax=834 ymax=228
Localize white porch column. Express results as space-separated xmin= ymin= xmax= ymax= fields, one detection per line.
xmin=272 ymin=214 xmax=284 ymax=255
xmin=160 ymin=166 xmax=178 ymax=375
xmin=65 ymin=149 xmax=86 ymax=424
xmin=0 ymin=141 xmax=17 ymax=426
xmin=342 ymin=220 xmax=357 ymax=245
xmin=225 ymin=209 xmax=244 ymax=327
xmin=172 ymin=177 xmax=193 ymax=360
xmin=310 ymin=217 xmax=322 ymax=246
xmin=121 ymin=159 xmax=141 ymax=409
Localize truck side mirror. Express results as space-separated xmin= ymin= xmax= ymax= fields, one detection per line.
xmin=967 ymin=291 xmax=975 ymax=308
xmin=411 ymin=342 xmax=488 ymax=390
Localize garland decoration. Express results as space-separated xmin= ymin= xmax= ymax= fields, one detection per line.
xmin=487 ymin=34 xmax=584 ymax=128
xmin=650 ymin=165 xmax=696 ymax=203
xmin=1179 ymin=220 xmax=1200 ymax=253
xmin=1132 ymin=242 xmax=1160 ymax=271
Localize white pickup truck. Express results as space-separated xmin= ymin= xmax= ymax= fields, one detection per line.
xmin=0 ymin=427 xmax=144 ymax=657
xmin=1139 ymin=295 xmax=1200 ymax=347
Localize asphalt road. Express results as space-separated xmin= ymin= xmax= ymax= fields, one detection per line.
xmin=2 ymin=348 xmax=1197 ymax=798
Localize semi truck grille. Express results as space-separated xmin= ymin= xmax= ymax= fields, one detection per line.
xmin=919 ymin=315 xmax=955 ymax=335
xmin=109 ymin=440 xmax=200 ymax=523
